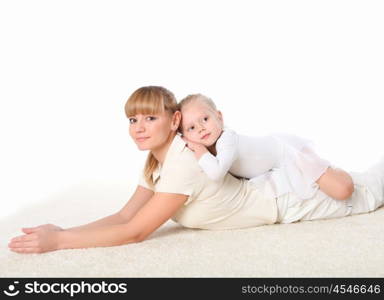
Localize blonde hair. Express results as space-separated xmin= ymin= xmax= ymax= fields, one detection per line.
xmin=125 ymin=86 xmax=178 ymax=188
xmin=178 ymin=93 xmax=217 ymax=111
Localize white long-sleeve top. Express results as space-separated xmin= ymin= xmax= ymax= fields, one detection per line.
xmin=198 ymin=128 xmax=330 ymax=201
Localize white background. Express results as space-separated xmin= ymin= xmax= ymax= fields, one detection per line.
xmin=0 ymin=0 xmax=383 ymax=218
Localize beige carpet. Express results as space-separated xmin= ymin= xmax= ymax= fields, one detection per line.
xmin=1 ymin=179 xmax=383 ymax=277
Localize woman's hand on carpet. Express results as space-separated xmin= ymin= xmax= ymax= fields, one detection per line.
xmin=8 ymin=223 xmax=63 ymax=254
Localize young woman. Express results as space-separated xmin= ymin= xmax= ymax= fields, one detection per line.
xmin=8 ymin=86 xmax=384 ymax=254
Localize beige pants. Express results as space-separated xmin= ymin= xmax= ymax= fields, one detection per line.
xmin=276 ymin=170 xmax=384 ymax=224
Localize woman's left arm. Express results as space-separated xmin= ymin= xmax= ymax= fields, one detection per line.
xmin=9 ymin=193 xmax=188 ymax=253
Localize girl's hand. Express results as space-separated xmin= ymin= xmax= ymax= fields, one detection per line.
xmin=8 ymin=223 xmax=63 ymax=254
xmin=182 ymin=137 xmax=208 ymax=159
xmin=182 ymin=137 xmax=201 ymax=152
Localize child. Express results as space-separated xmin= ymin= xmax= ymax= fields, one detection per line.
xmin=178 ymin=93 xmax=355 ymax=202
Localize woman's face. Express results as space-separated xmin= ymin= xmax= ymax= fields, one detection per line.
xmin=128 ymin=110 xmax=179 ymax=151
xmin=181 ymin=102 xmax=223 ymax=147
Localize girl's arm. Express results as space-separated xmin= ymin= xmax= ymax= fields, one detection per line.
xmin=198 ymin=130 xmax=239 ymax=181
xmin=57 ymin=192 xmax=188 ymax=250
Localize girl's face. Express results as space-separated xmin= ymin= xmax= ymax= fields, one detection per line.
xmin=181 ymin=102 xmax=223 ymax=147
xmin=128 ymin=110 xmax=179 ymax=151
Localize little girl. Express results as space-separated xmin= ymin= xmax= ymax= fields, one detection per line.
xmin=178 ymin=94 xmax=355 ymax=202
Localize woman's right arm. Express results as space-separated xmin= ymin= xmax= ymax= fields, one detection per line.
xmin=64 ymin=185 xmax=154 ymax=232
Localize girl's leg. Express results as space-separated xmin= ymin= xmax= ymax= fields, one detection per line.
xmin=316 ymin=167 xmax=354 ymax=200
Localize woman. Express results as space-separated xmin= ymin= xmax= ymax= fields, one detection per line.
xmin=8 ymin=86 xmax=384 ymax=254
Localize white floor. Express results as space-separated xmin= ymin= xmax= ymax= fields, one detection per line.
xmin=1 ymin=180 xmax=383 ymax=277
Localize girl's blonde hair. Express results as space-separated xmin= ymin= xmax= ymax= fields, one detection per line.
xmin=125 ymin=86 xmax=178 ymax=188
xmin=178 ymin=93 xmax=217 ymax=111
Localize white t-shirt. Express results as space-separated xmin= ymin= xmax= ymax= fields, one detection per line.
xmin=198 ymin=128 xmax=331 ymax=201
xmin=138 ymin=134 xmax=278 ymax=230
